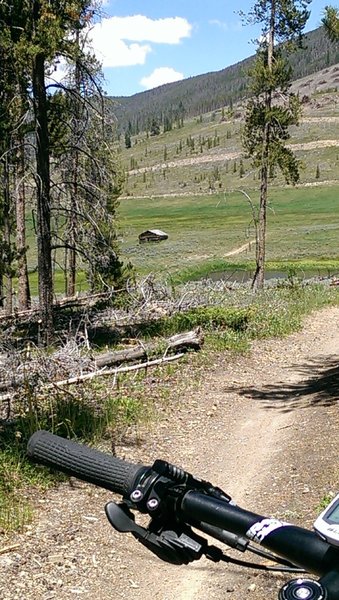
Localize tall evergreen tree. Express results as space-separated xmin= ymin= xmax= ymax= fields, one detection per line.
xmin=18 ymin=1 xmax=94 ymax=341
xmin=0 ymin=1 xmax=125 ymax=343
xmin=125 ymin=130 xmax=132 ymax=148
xmin=0 ymin=7 xmax=21 ymax=314
xmin=150 ymin=118 xmax=161 ymax=136
xmin=242 ymin=0 xmax=310 ymax=289
xmin=322 ymin=5 xmax=339 ymax=41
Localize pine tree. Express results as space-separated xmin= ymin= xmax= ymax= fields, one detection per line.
xmin=0 ymin=14 xmax=17 ymax=314
xmin=242 ymin=0 xmax=310 ymax=290
xmin=239 ymin=160 xmax=245 ymax=178
xmin=322 ymin=5 xmax=339 ymax=41
xmin=150 ymin=118 xmax=160 ymax=136
xmin=0 ymin=2 xmax=126 ymax=342
xmin=125 ymin=129 xmax=132 ymax=148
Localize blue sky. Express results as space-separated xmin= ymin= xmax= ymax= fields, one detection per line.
xmin=87 ymin=1 xmax=331 ymax=97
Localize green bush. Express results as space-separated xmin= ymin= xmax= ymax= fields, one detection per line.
xmin=137 ymin=306 xmax=251 ymax=338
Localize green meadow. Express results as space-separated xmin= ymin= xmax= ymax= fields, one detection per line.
xmin=20 ymin=182 xmax=339 ymax=294
xmin=118 ymin=184 xmax=339 ymax=281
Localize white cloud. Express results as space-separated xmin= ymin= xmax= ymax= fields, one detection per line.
xmin=93 ymin=36 xmax=151 ymax=68
xmin=88 ymin=15 xmax=192 ymax=68
xmin=209 ymin=18 xmax=242 ymax=32
xmin=140 ymin=67 xmax=184 ymax=90
xmin=209 ymin=19 xmax=229 ymax=31
xmin=45 ymin=57 xmax=69 ymax=88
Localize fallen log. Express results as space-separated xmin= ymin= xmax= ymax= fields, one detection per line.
xmin=54 ymin=292 xmax=111 ymax=309
xmin=0 ymin=328 xmax=204 ymax=399
xmin=0 ymin=292 xmax=112 ymax=325
xmin=95 ymin=327 xmax=203 ymax=368
xmin=0 ymin=353 xmax=186 ymax=403
xmin=95 ymin=346 xmax=146 ymax=367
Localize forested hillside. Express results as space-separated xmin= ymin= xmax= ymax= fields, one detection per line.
xmin=112 ymin=26 xmax=339 ymax=134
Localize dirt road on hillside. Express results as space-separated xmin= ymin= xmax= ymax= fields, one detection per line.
xmin=1 ymin=306 xmax=339 ymax=600
xmin=128 ymin=139 xmax=339 ymax=175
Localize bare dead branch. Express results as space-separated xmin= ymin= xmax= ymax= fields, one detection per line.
xmin=48 ymin=353 xmax=186 ymax=389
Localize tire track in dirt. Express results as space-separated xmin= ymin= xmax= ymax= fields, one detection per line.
xmin=169 ymin=401 xmax=292 ymax=600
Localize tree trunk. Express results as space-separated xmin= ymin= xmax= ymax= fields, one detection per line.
xmin=32 ymin=52 xmax=53 ymax=344
xmin=67 ymin=187 xmax=77 ymax=296
xmin=252 ymin=0 xmax=275 ymax=291
xmin=252 ymin=148 xmax=268 ymax=290
xmin=3 ymin=154 xmax=13 ymax=315
xmin=16 ymin=143 xmax=31 ymax=309
xmin=95 ymin=328 xmax=204 ymax=368
xmin=66 ymin=31 xmax=81 ymax=297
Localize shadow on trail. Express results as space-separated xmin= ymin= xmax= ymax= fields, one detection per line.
xmin=224 ymin=356 xmax=339 ymax=411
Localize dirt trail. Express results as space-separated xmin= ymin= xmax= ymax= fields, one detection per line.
xmin=1 ymin=305 xmax=339 ymax=600
xmin=224 ymin=239 xmax=254 ymax=257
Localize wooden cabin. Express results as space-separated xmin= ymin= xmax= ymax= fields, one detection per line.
xmin=138 ymin=229 xmax=169 ymax=243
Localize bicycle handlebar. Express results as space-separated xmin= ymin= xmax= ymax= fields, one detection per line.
xmin=180 ymin=491 xmax=339 ymax=577
xmin=27 ymin=430 xmax=146 ymax=496
xmin=27 ymin=431 xmax=339 ymax=600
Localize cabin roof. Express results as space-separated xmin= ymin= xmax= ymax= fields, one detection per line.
xmin=139 ymin=229 xmax=168 ymax=236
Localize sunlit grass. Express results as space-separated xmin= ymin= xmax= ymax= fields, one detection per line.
xmin=118 ymin=185 xmax=339 ymax=278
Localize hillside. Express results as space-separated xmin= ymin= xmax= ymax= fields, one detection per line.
xmin=117 ymin=63 xmax=339 ymax=201
xmin=112 ymin=26 xmax=339 ymax=134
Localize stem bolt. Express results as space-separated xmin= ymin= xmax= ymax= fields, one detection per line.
xmin=147 ymin=498 xmax=159 ymax=510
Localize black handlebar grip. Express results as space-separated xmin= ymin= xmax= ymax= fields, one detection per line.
xmin=27 ymin=430 xmax=147 ymax=496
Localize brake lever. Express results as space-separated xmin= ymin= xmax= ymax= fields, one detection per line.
xmin=105 ymin=501 xmax=146 ymax=537
xmin=105 ymin=501 xmax=220 ymax=565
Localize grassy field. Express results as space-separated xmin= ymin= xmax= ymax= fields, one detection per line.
xmin=118 ymin=184 xmax=339 ymax=280
xmin=22 ymin=173 xmax=339 ymax=293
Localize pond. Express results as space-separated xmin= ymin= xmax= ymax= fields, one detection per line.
xmin=204 ymin=268 xmax=338 ymax=284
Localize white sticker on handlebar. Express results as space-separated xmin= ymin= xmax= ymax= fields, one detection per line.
xmin=246 ymin=518 xmax=289 ymax=544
